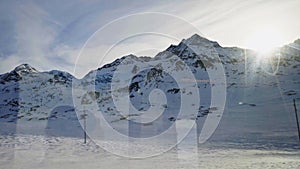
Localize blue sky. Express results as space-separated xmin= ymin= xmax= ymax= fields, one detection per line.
xmin=0 ymin=0 xmax=299 ymax=78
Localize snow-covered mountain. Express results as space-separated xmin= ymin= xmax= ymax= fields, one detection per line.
xmin=0 ymin=34 xmax=299 ymax=144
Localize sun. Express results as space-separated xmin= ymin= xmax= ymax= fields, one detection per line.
xmin=246 ymin=29 xmax=284 ymax=55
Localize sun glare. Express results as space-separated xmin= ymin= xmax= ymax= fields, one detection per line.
xmin=246 ymin=29 xmax=284 ymax=55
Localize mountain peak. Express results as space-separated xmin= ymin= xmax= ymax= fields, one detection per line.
xmin=13 ymin=64 xmax=38 ymax=74
xmin=183 ymin=34 xmax=221 ymax=48
xmin=187 ymin=34 xmax=209 ymax=41
xmin=293 ymin=39 xmax=300 ymax=45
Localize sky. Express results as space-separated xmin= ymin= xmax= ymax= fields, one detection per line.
xmin=0 ymin=0 xmax=300 ymax=78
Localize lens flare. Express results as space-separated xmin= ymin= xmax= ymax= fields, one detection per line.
xmin=246 ymin=29 xmax=284 ymax=56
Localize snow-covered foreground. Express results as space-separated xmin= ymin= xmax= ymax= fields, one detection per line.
xmin=0 ymin=135 xmax=299 ymax=169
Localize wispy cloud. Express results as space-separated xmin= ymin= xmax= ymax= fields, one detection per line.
xmin=0 ymin=0 xmax=299 ymax=78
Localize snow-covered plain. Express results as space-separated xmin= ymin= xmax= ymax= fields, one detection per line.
xmin=0 ymin=135 xmax=299 ymax=169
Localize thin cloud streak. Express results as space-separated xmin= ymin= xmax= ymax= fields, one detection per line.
xmin=0 ymin=0 xmax=299 ymax=78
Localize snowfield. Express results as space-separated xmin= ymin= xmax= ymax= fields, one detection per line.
xmin=0 ymin=135 xmax=299 ymax=169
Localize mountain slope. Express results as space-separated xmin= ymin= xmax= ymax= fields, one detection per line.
xmin=0 ymin=34 xmax=299 ymax=144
